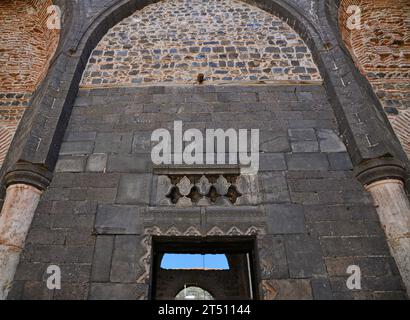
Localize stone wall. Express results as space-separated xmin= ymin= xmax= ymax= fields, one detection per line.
xmin=8 ymin=84 xmax=406 ymax=300
xmin=81 ymin=0 xmax=321 ymax=87
xmin=339 ymin=0 xmax=410 ymax=155
xmin=0 ymin=0 xmax=59 ymax=165
xmin=3 ymin=0 xmax=409 ymax=300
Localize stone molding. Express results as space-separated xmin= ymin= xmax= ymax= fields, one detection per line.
xmin=354 ymin=157 xmax=407 ymax=187
xmin=4 ymin=162 xmax=52 ymax=191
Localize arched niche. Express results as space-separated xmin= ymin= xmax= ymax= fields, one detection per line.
xmin=80 ymin=0 xmax=322 ymax=87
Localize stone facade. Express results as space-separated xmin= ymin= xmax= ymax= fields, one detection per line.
xmin=1 ymin=0 xmax=409 ymax=300
xmin=0 ymin=0 xmax=59 ymax=166
xmin=81 ymin=0 xmax=321 ymax=86
xmin=8 ymin=84 xmax=406 ymax=300
xmin=339 ymin=0 xmax=410 ymax=155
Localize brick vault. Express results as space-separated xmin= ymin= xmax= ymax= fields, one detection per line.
xmin=0 ymin=0 xmax=409 ymax=300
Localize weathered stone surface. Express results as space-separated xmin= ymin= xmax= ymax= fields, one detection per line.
xmin=4 ymin=0 xmax=408 ymax=300
xmin=91 ymin=236 xmax=114 ymax=282
xmin=110 ymin=236 xmax=140 ymax=283
xmin=289 ymin=128 xmax=319 ymax=153
xmin=317 ymin=129 xmax=347 ymax=153
xmin=55 ymin=156 xmax=87 ymax=173
xmin=262 ymin=279 xmax=313 ymax=300
xmin=11 ymin=82 xmax=406 ymax=299
xmin=86 ymin=154 xmax=108 ymax=172
xmin=258 ymin=235 xmax=289 ymax=279
xmin=116 ymin=174 xmax=151 ymax=205
xmin=95 ymin=205 xmax=143 ymax=235
xmin=265 ymin=204 xmax=305 ymax=234
xmin=82 ymin=0 xmax=321 ymax=86
xmin=285 ymin=234 xmax=327 ymax=278
xmin=59 ymin=142 xmax=94 ymax=156
xmin=286 ymin=153 xmax=329 ymax=171
xmin=89 ymin=283 xmax=144 ymax=300
xmin=258 ymin=172 xmax=290 ymax=203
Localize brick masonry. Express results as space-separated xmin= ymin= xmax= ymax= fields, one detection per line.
xmin=0 ymin=0 xmax=59 ymax=166
xmin=339 ymin=0 xmax=410 ymax=155
xmin=8 ymin=84 xmax=406 ymax=300
xmin=81 ymin=0 xmax=321 ymax=87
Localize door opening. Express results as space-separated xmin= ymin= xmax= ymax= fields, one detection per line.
xmin=151 ymin=236 xmax=258 ymax=300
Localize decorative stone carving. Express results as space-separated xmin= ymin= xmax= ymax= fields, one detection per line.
xmin=136 ymin=225 xmax=265 ymax=285
xmin=159 ymin=174 xmax=249 ymax=206
xmin=176 ymin=176 xmax=193 ymax=196
xmin=214 ymin=175 xmax=230 ymax=196
xmin=195 ymin=175 xmax=211 ymax=196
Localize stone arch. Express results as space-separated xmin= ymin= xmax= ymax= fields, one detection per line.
xmin=2 ymin=0 xmax=408 ymax=202
xmin=80 ymin=0 xmax=322 ymax=87
xmin=339 ymin=0 xmax=410 ymax=156
xmin=3 ymin=0 xmax=406 ymax=184
xmin=0 ymin=0 xmax=60 ymax=167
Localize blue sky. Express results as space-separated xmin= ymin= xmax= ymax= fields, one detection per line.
xmin=161 ymin=254 xmax=229 ymax=270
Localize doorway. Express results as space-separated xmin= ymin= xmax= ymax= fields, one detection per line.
xmin=151 ymin=236 xmax=258 ymax=300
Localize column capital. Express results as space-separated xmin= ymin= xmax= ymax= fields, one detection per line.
xmin=354 ymin=157 xmax=407 ymax=187
xmin=4 ymin=162 xmax=53 ymax=191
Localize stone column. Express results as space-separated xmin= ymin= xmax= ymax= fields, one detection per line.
xmin=0 ymin=184 xmax=42 ymax=299
xmin=355 ymin=158 xmax=410 ymax=296
xmin=365 ymin=179 xmax=410 ymax=295
xmin=0 ymin=163 xmax=51 ymax=299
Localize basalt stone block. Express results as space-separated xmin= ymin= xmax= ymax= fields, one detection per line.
xmin=317 ymin=129 xmax=347 ymax=152
xmin=107 ymin=154 xmax=151 ymax=173
xmin=60 ymin=141 xmax=94 ymax=155
xmin=259 ymin=153 xmax=287 ymax=171
xmin=262 ymin=279 xmax=312 ymax=300
xmin=95 ymin=205 xmax=144 ymax=234
xmin=327 ymin=152 xmax=353 ymax=170
xmin=258 ymin=235 xmax=289 ymax=279
xmin=258 ymin=172 xmax=290 ymax=203
xmin=89 ymin=283 xmax=143 ymax=300
xmin=260 ymin=130 xmax=291 ymax=153
xmin=288 ymin=128 xmax=319 ymax=152
xmin=320 ymin=236 xmax=391 ymax=257
xmin=94 ymin=132 xmax=133 ymax=154
xmin=116 ymin=174 xmax=151 ymax=204
xmin=311 ymin=278 xmax=334 ymax=300
xmin=286 ymin=153 xmax=329 ymax=171
xmin=55 ymin=156 xmax=87 ymax=172
xmin=64 ymin=131 xmax=96 ymax=142
xmin=132 ymin=131 xmax=155 ymax=153
xmin=285 ymin=234 xmax=327 ymax=278
xmin=265 ymin=204 xmax=305 ymax=234
xmin=86 ymin=153 xmax=108 ymax=172
xmin=110 ymin=235 xmax=141 ymax=283
xmin=91 ymin=236 xmax=114 ymax=282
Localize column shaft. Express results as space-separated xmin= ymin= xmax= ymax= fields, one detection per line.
xmin=0 ymin=184 xmax=42 ymax=299
xmin=366 ymin=179 xmax=410 ymax=296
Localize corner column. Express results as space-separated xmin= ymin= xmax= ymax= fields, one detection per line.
xmin=0 ymin=163 xmax=51 ymax=299
xmin=355 ymin=158 xmax=410 ymax=296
